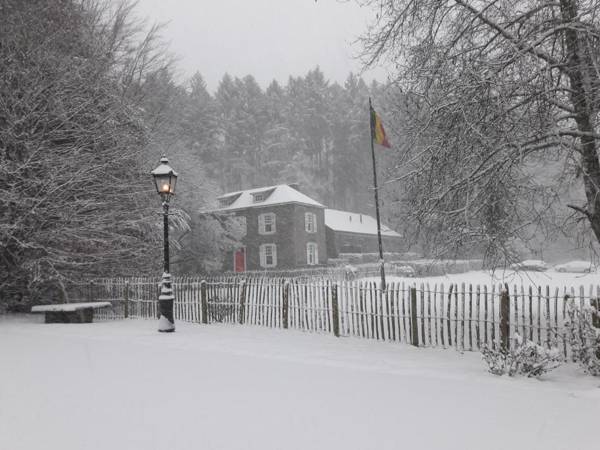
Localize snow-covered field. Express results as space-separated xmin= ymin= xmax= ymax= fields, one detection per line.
xmin=368 ymin=270 xmax=600 ymax=292
xmin=1 ymin=315 xmax=599 ymax=450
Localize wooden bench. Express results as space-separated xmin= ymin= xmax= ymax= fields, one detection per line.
xmin=31 ymin=302 xmax=112 ymax=323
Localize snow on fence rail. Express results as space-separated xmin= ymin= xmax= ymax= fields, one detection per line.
xmin=66 ymin=277 xmax=600 ymax=357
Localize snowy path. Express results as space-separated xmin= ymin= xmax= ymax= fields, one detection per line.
xmin=1 ymin=316 xmax=599 ymax=450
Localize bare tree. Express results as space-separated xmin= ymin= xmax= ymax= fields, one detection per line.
xmin=360 ymin=0 xmax=600 ymax=262
xmin=0 ymin=0 xmax=176 ymax=304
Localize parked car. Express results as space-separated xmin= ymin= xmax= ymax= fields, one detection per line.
xmin=509 ymin=260 xmax=549 ymax=271
xmin=553 ymin=260 xmax=596 ymax=273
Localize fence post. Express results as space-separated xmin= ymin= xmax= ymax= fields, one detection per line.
xmin=410 ymin=287 xmax=419 ymax=347
xmin=200 ymin=281 xmax=208 ymax=324
xmin=156 ymin=281 xmax=161 ymax=319
xmin=282 ymin=281 xmax=290 ymax=329
xmin=239 ymin=280 xmax=247 ymax=325
xmin=124 ymin=281 xmax=129 ymax=319
xmin=590 ymin=298 xmax=600 ymax=328
xmin=500 ymin=285 xmax=510 ymax=351
xmin=331 ymin=283 xmax=340 ymax=337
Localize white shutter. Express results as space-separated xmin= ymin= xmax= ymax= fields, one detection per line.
xmin=271 ymin=244 xmax=277 ymax=267
xmin=259 ymin=244 xmax=266 ymax=267
xmin=305 ymin=213 xmax=316 ymax=233
xmin=307 ymin=243 xmax=318 ymax=265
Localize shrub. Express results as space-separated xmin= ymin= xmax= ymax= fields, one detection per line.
xmin=481 ymin=334 xmax=561 ymax=377
xmin=564 ymin=298 xmax=600 ymax=376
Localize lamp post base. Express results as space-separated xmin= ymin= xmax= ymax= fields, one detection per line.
xmin=158 ymin=313 xmax=175 ymax=332
xmin=157 ymin=272 xmax=175 ymax=333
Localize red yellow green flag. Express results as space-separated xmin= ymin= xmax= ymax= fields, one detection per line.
xmin=370 ymin=106 xmax=391 ymax=148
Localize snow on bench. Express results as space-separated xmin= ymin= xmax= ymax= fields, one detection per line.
xmin=31 ymin=302 xmax=112 ymax=323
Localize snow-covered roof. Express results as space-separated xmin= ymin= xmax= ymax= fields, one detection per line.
xmin=324 ymin=209 xmax=401 ymax=238
xmin=150 ymin=157 xmax=178 ymax=176
xmin=212 ymin=184 xmax=324 ymax=212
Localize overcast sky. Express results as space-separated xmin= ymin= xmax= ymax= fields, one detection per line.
xmin=135 ymin=0 xmax=387 ymax=92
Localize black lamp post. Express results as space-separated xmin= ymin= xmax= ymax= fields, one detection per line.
xmin=151 ymin=156 xmax=178 ymax=332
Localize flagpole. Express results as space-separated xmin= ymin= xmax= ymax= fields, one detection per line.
xmin=369 ymin=97 xmax=386 ymax=291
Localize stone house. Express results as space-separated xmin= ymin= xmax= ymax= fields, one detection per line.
xmin=210 ymin=184 xmax=402 ymax=272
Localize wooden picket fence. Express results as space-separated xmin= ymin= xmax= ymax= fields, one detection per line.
xmin=70 ymin=277 xmax=600 ymax=357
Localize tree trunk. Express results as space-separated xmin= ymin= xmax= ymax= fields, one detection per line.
xmin=560 ymin=0 xmax=600 ymax=242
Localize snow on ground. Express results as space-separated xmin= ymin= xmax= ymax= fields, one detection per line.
xmin=367 ymin=270 xmax=600 ymax=291
xmin=1 ymin=315 xmax=599 ymax=450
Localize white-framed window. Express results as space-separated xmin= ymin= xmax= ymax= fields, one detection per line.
xmin=233 ymin=216 xmax=247 ymax=237
xmin=305 ymin=212 xmax=317 ymax=233
xmin=260 ymin=243 xmax=277 ymax=268
xmin=253 ymin=193 xmax=265 ymax=203
xmin=258 ymin=213 xmax=276 ymax=234
xmin=306 ymin=242 xmax=318 ymax=265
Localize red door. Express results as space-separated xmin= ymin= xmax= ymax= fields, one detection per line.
xmin=234 ymin=247 xmax=246 ymax=272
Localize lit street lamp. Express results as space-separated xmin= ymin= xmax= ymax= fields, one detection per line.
xmin=151 ymin=156 xmax=178 ymax=332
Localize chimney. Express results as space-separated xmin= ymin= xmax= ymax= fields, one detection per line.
xmin=288 ymin=183 xmax=301 ymax=192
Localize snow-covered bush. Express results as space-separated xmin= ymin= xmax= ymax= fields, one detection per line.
xmin=481 ymin=334 xmax=561 ymax=377
xmin=564 ymin=299 xmax=600 ymax=376
xmin=208 ymin=303 xmax=236 ymax=323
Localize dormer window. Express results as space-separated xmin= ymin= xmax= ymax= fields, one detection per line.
xmin=218 ymin=192 xmax=242 ymax=207
xmin=258 ymin=213 xmax=276 ymax=234
xmin=251 ymin=188 xmax=275 ymax=203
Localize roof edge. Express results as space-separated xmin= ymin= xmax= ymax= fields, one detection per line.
xmin=204 ymin=200 xmax=326 ymax=214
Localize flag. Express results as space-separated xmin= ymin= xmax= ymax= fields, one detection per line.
xmin=370 ymin=106 xmax=391 ymax=148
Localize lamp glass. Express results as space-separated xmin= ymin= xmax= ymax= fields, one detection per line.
xmin=151 ymin=157 xmax=178 ymax=197
xmin=168 ymin=174 xmax=177 ymax=194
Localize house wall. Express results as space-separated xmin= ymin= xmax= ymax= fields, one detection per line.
xmin=326 ymin=227 xmax=338 ymax=258
xmin=327 ymin=229 xmax=403 ymax=257
xmin=234 ymin=204 xmax=327 ymax=271
xmin=292 ymin=205 xmax=327 ymax=267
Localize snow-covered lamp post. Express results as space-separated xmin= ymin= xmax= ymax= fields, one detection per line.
xmin=151 ymin=156 xmax=178 ymax=333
